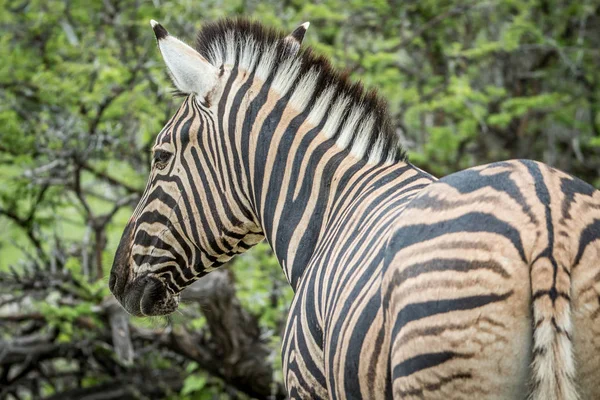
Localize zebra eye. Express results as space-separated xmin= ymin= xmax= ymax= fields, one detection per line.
xmin=153 ymin=149 xmax=172 ymax=169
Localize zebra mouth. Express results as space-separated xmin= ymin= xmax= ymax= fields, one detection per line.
xmin=114 ymin=274 xmax=180 ymax=317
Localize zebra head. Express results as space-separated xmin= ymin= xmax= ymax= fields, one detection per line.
xmin=109 ymin=20 xmax=308 ymax=316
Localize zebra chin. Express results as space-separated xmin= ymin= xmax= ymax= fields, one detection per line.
xmin=111 ymin=273 xmax=180 ymax=317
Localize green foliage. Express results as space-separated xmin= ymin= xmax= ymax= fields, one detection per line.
xmin=234 ymin=242 xmax=293 ymax=329
xmin=179 ymin=364 xmax=231 ymax=400
xmin=39 ymin=301 xmax=96 ymax=342
xmin=181 ymin=374 xmax=207 ymax=396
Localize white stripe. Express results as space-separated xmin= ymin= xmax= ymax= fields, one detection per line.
xmin=322 ymin=94 xmax=350 ymax=139
xmin=336 ymin=104 xmax=363 ymax=148
xmin=289 ymin=67 xmax=320 ymax=112
xmin=272 ymin=57 xmax=301 ymax=96
xmin=307 ymin=86 xmax=336 ymax=127
xmin=350 ymin=114 xmax=376 ymax=159
xmin=255 ymin=44 xmax=277 ymax=80
xmin=239 ymin=37 xmax=260 ymax=71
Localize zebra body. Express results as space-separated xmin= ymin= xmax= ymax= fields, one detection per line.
xmin=109 ymin=19 xmax=600 ymax=399
xmin=283 ymin=158 xmax=600 ymax=400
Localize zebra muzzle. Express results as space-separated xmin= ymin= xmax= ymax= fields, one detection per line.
xmin=112 ymin=273 xmax=180 ymax=317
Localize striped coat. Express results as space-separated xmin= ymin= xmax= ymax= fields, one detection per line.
xmin=109 ymin=19 xmax=600 ymax=399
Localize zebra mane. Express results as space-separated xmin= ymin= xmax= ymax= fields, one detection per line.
xmin=195 ymin=18 xmax=406 ymax=164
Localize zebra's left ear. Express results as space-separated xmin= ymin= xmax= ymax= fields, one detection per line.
xmin=284 ymin=22 xmax=309 ymax=54
xmin=150 ymin=20 xmax=218 ymax=98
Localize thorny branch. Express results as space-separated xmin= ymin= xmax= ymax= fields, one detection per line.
xmin=0 ymin=265 xmax=286 ymax=400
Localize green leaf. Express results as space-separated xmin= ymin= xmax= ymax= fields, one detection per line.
xmin=181 ymin=375 xmax=207 ymax=396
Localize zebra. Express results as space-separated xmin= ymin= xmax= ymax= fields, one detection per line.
xmin=108 ymin=18 xmax=600 ymax=400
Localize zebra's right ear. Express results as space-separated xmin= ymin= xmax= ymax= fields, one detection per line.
xmin=284 ymin=22 xmax=309 ymax=54
xmin=150 ymin=20 xmax=218 ymax=99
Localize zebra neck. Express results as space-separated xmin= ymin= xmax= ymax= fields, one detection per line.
xmin=247 ymin=129 xmax=421 ymax=289
xmin=224 ymin=70 xmax=419 ymax=289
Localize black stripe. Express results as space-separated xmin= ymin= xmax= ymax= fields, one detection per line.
xmin=395 ymin=373 xmax=472 ymax=397
xmin=574 ymin=218 xmax=600 ymax=267
xmin=442 ymin=163 xmax=538 ymax=225
xmin=395 ymin=257 xmax=511 ymax=282
xmin=391 ymin=292 xmax=513 ymax=340
xmin=389 ymin=212 xmax=527 ymax=264
xmin=559 ymin=175 xmax=595 ymax=221
xmin=343 ymin=291 xmax=387 ymax=398
xmin=522 ymin=160 xmax=559 ymax=302
xmin=133 ymin=230 xmax=189 ymax=270
xmin=393 ymin=351 xmax=463 ymax=379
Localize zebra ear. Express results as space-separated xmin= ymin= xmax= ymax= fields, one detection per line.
xmin=150 ymin=20 xmax=218 ymax=98
xmin=284 ymin=22 xmax=309 ymax=54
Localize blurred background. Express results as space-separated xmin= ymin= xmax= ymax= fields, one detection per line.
xmin=1 ymin=0 xmax=599 ymax=399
